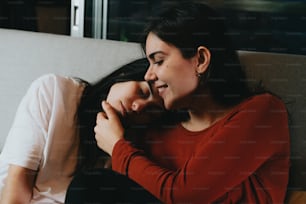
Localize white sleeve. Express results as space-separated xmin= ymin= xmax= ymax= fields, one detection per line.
xmin=0 ymin=75 xmax=55 ymax=170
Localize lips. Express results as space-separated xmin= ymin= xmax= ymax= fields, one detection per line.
xmin=156 ymin=84 xmax=168 ymax=95
xmin=119 ymin=101 xmax=127 ymax=117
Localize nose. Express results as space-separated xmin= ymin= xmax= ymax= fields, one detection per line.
xmin=131 ymin=100 xmax=148 ymax=112
xmin=144 ymin=65 xmax=157 ymax=81
xmin=131 ymin=97 xmax=162 ymax=113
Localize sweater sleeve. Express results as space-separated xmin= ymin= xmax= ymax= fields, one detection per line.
xmin=112 ymin=94 xmax=290 ymax=203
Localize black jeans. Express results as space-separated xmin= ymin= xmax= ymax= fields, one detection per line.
xmin=65 ymin=168 xmax=162 ymax=204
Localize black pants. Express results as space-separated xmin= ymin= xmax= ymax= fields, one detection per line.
xmin=65 ymin=168 xmax=162 ymax=204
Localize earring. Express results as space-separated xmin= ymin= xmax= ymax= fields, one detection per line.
xmin=196 ymin=71 xmax=202 ymax=78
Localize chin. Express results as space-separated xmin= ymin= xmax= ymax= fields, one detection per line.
xmin=164 ymin=101 xmax=175 ymax=110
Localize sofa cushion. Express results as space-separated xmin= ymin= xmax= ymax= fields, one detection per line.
xmin=238 ymin=51 xmax=306 ymax=190
xmin=0 ymin=28 xmax=305 ymax=192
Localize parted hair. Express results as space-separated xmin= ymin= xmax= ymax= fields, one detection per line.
xmin=76 ymin=58 xmax=149 ymax=171
xmin=142 ymin=2 xmax=252 ymax=106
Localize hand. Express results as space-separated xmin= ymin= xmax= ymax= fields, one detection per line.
xmin=94 ymin=101 xmax=124 ymax=155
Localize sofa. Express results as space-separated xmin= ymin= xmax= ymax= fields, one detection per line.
xmin=0 ymin=28 xmax=305 ymax=202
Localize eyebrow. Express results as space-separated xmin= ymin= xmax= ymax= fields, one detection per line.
xmin=148 ymin=51 xmax=165 ymax=60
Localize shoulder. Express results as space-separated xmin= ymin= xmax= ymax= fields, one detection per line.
xmin=223 ymin=93 xmax=288 ymax=124
xmin=238 ymin=93 xmax=287 ymax=112
xmin=31 ymin=74 xmax=86 ymax=91
xmin=221 ymin=93 xmax=289 ymax=131
xmin=28 ymin=74 xmax=86 ymax=98
xmin=21 ymin=74 xmax=86 ymax=111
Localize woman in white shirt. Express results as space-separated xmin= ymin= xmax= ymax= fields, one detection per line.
xmin=0 ymin=58 xmax=163 ymax=203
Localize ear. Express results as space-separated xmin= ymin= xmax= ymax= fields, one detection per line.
xmin=195 ymin=46 xmax=211 ymax=74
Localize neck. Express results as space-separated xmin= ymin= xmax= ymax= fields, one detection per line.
xmin=181 ymin=91 xmax=233 ymax=132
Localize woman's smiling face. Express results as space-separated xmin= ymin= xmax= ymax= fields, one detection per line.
xmin=144 ymin=32 xmax=199 ymax=110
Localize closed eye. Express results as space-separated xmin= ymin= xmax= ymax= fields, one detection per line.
xmin=154 ymin=60 xmax=163 ymax=65
xmin=138 ymin=89 xmax=150 ymax=99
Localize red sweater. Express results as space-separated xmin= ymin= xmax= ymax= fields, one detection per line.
xmin=112 ymin=94 xmax=290 ymax=204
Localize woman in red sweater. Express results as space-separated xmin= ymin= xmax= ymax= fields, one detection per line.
xmin=67 ymin=2 xmax=290 ymax=204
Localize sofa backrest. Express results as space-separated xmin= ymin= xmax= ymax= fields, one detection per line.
xmin=0 ymin=28 xmax=144 ymax=149
xmin=238 ymin=51 xmax=306 ymax=190
xmin=0 ymin=28 xmax=305 ymax=190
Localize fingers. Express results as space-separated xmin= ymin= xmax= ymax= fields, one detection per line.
xmin=94 ymin=101 xmax=125 ymax=155
xmin=102 ymin=101 xmax=118 ymax=120
xmin=96 ymin=111 xmax=107 ymax=124
xmin=96 ymin=101 xmax=121 ymax=125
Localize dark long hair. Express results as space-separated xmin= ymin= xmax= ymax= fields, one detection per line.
xmin=142 ymin=2 xmax=252 ymax=106
xmin=76 ymin=58 xmax=149 ymax=171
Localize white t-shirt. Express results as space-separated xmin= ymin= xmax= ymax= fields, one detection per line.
xmin=0 ymin=74 xmax=85 ymax=203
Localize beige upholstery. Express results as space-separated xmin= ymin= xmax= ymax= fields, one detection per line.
xmin=0 ymin=28 xmax=305 ymax=196
xmin=286 ymin=191 xmax=306 ymax=204
xmin=0 ymin=28 xmax=144 ymax=150
xmin=238 ymin=51 xmax=306 ymax=190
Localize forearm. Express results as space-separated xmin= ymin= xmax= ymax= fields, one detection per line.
xmin=111 ymin=139 xmax=176 ymax=203
xmin=0 ymin=165 xmax=36 ymax=204
xmin=110 ymin=95 xmax=289 ymax=203
xmin=111 ymin=98 xmax=290 ymax=204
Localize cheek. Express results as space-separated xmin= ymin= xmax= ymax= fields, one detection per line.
xmin=171 ymin=64 xmax=198 ymax=90
xmin=106 ymin=94 xmax=118 ymax=107
xmin=124 ymin=87 xmax=140 ymax=101
xmin=107 ymin=101 xmax=121 ymax=114
xmin=185 ymin=71 xmax=199 ymax=88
